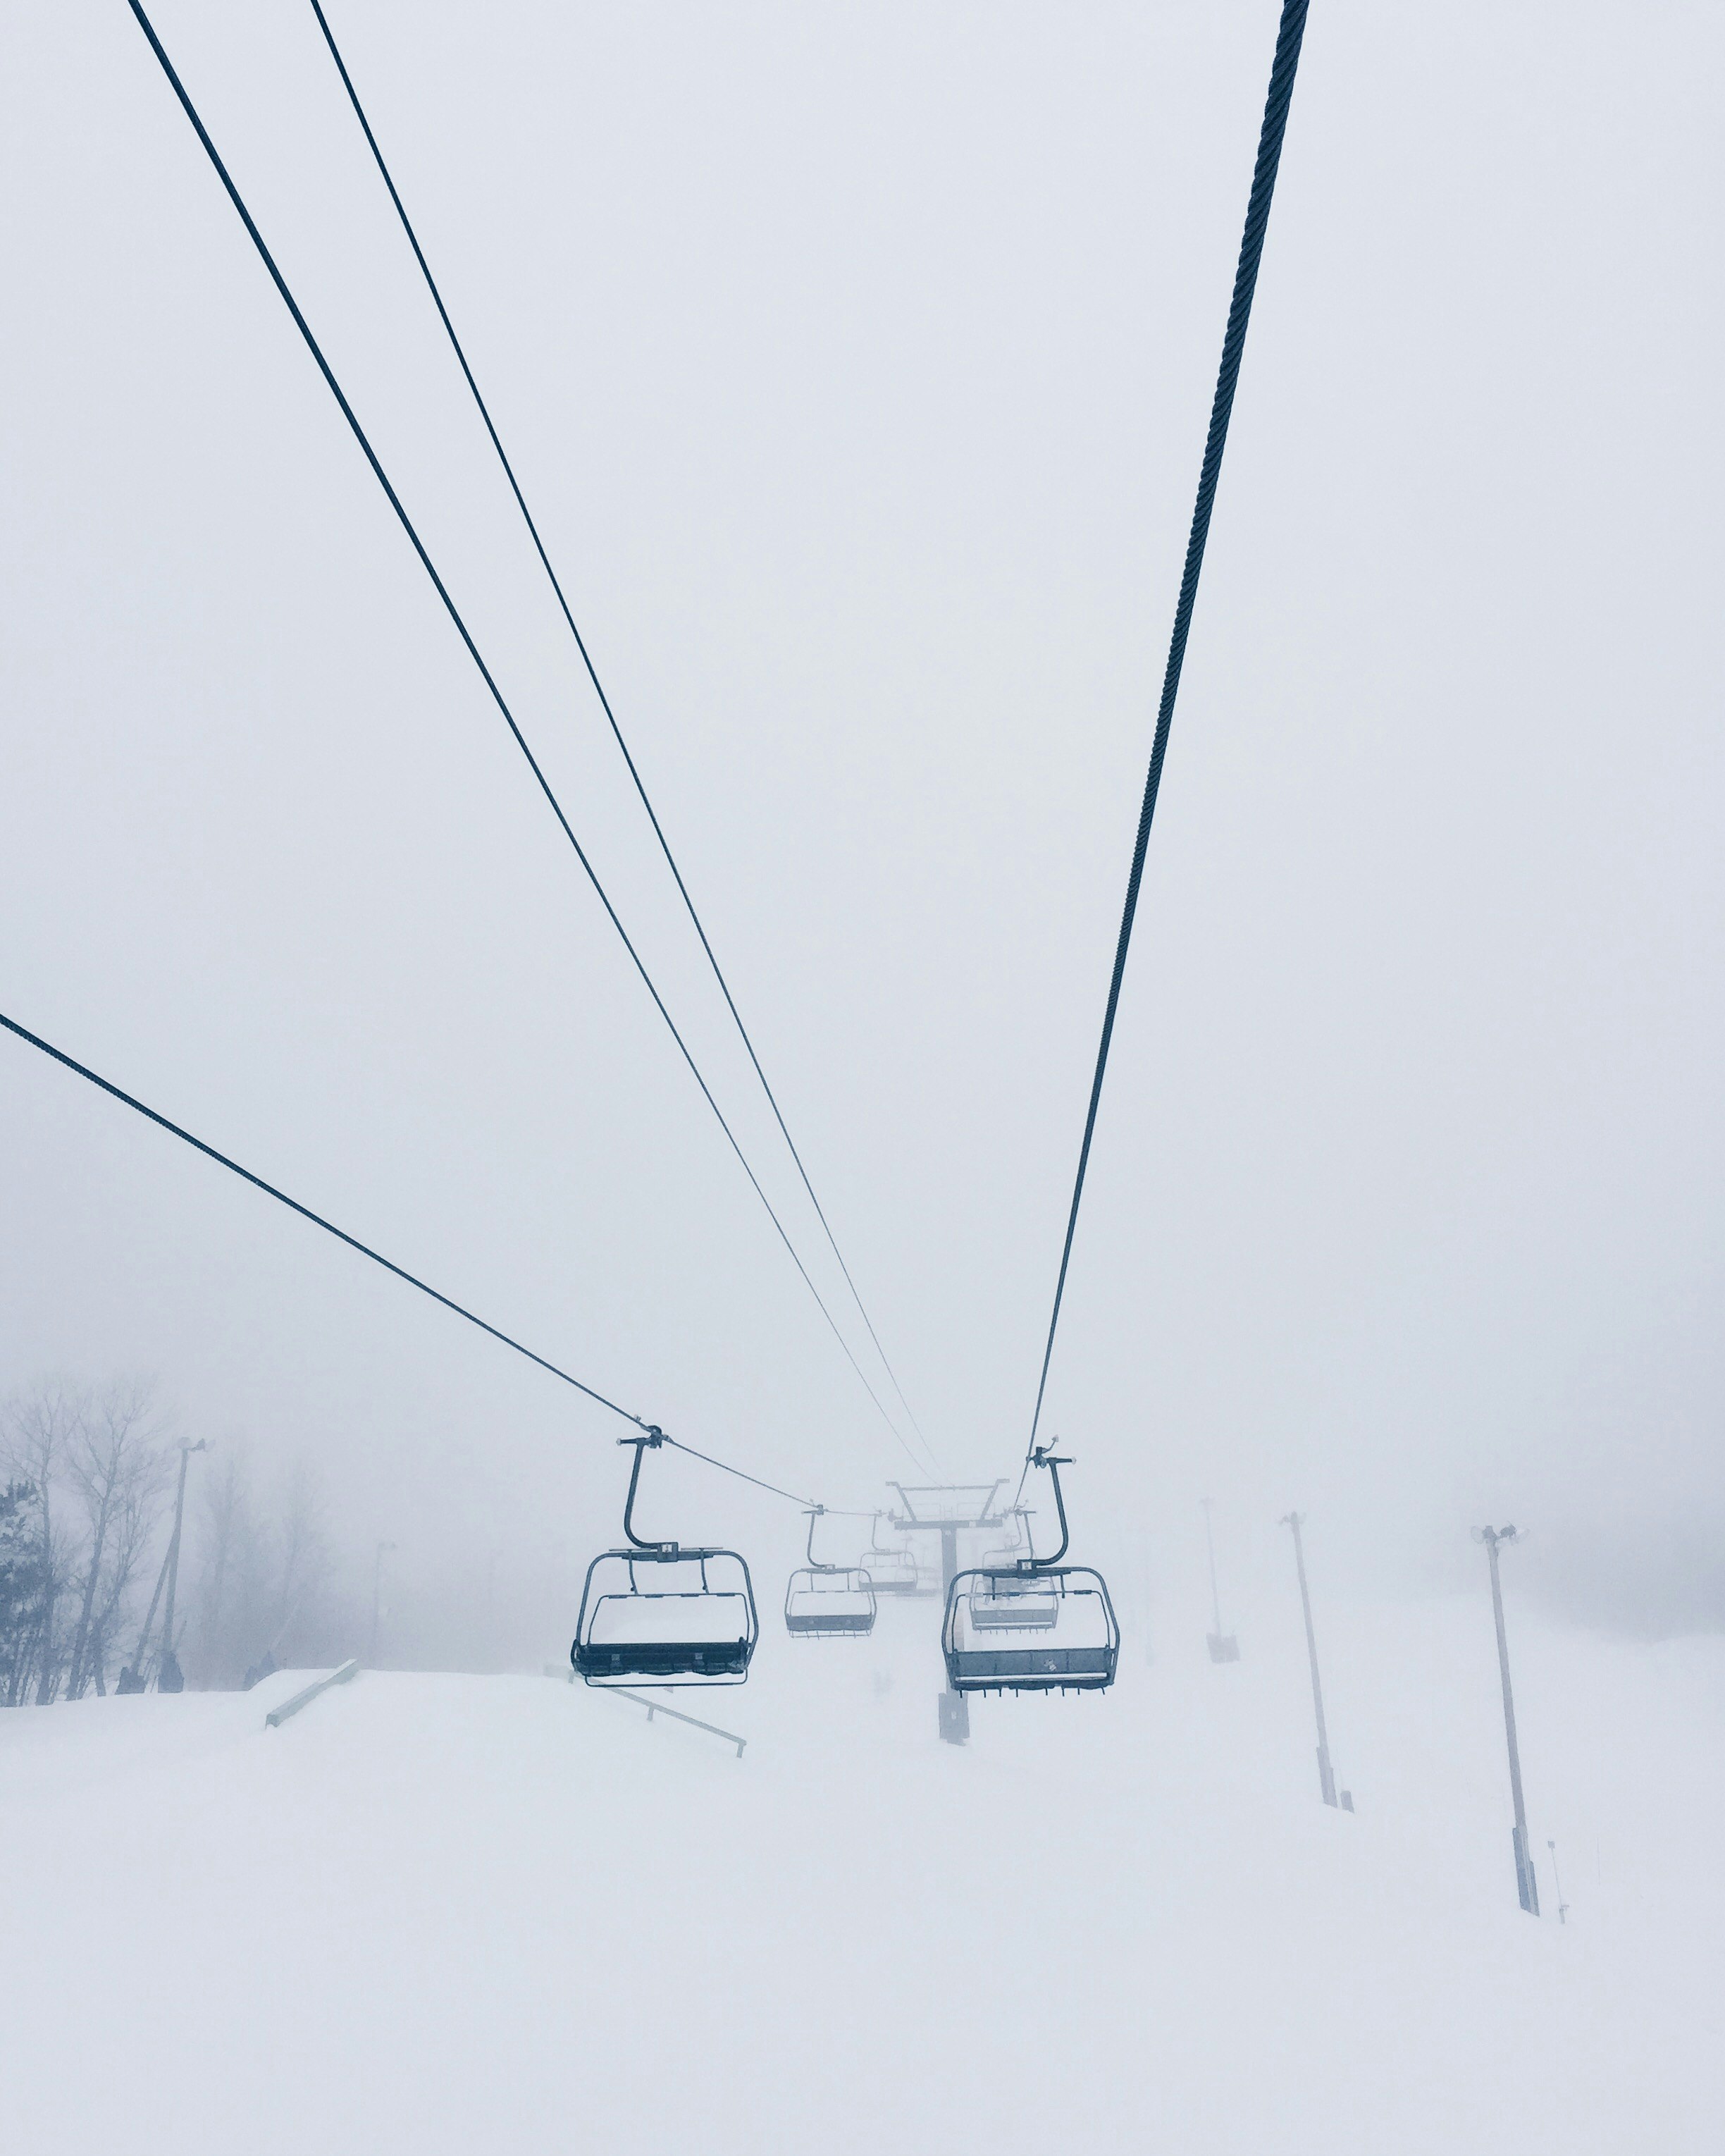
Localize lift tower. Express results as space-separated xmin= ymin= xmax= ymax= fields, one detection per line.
xmin=888 ymin=1482 xmax=1006 ymax=1745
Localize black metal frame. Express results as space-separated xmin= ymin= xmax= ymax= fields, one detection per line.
xmin=863 ymin=1511 xmax=924 ymax=1595
xmin=967 ymin=1569 xmax=1061 ymax=1632
xmin=571 ymin=1431 xmax=760 ymax=1688
xmin=885 ymin=1482 xmax=1006 ymax=1599
xmin=886 ymin=1481 xmax=1006 ymax=1529
xmin=940 ymin=1450 xmax=1120 ymax=1695
xmin=784 ymin=1508 xmax=877 ymax=1639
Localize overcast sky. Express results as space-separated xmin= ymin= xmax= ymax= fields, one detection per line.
xmin=2 ymin=1 xmax=1719 ymax=1632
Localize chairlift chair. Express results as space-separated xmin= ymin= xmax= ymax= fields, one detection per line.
xmin=942 ymin=1450 xmax=1120 ymax=1695
xmin=971 ymin=1510 xmax=1053 ymax=1626
xmin=784 ymin=1509 xmax=877 ymax=1639
xmin=572 ymin=1431 xmax=759 ymax=1688
xmin=861 ymin=1513 xmax=921 ymax=1596
xmin=979 ymin=1508 xmax=1029 ymax=1568
xmin=967 ymin=1570 xmax=1061 ymax=1632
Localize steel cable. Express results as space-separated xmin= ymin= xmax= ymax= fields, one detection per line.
xmin=0 ymin=1005 xmax=848 ymax=1514
xmin=661 ymin=1439 xmax=817 ymax=1511
xmin=1023 ymin=0 xmax=1312 ymax=1474
xmin=306 ymin=0 xmax=932 ymax=1467
xmin=124 ymin=0 xmax=927 ymax=1474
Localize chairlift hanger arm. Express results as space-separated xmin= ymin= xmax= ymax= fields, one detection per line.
xmin=1024 ymin=1448 xmax=1070 ymax=1570
xmin=620 ymin=1429 xmax=675 ymax=1553
xmin=803 ymin=1507 xmax=836 ymax=1572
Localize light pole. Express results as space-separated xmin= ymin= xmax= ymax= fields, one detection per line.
xmin=1281 ymin=1512 xmax=1349 ymax=1809
xmin=370 ymin=1540 xmax=397 ymax=1665
xmin=1201 ymin=1498 xmax=1239 ymax=1663
xmin=1547 ymin=1840 xmax=1569 ymax=1926
xmin=1474 ymin=1524 xmax=1539 ymax=1914
xmin=156 ymin=1439 xmax=208 ymax=1693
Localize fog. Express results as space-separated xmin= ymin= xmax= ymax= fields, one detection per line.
xmin=2 ymin=0 xmax=1720 ymax=1663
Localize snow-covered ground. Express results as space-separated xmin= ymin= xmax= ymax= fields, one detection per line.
xmin=4 ymin=1591 xmax=1721 ymax=2154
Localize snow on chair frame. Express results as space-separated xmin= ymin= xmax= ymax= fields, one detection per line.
xmin=784 ymin=1508 xmax=877 ymax=1639
xmin=572 ymin=1431 xmax=760 ymax=1688
xmin=941 ymin=1450 xmax=1119 ymax=1695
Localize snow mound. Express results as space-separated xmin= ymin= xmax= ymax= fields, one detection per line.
xmin=2 ymin=1598 xmax=1720 ymax=2154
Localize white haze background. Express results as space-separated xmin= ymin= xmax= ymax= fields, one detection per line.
xmin=1 ymin=0 xmax=1720 ymax=1634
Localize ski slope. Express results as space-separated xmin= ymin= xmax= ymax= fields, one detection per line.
xmin=4 ymin=1594 xmax=1721 ymax=2155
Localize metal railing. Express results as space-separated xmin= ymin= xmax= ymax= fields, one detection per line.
xmin=545 ymin=1663 xmax=746 ymax=1758
xmin=264 ymin=1657 xmax=359 ymax=1728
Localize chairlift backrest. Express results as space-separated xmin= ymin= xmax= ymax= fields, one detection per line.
xmin=864 ymin=1513 xmax=922 ymax=1593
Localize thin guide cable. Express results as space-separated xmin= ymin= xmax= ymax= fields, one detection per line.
xmin=124 ymin=0 xmax=923 ymax=1473
xmin=306 ymin=0 xmax=932 ymax=1466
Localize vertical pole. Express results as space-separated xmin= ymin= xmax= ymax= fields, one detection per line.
xmin=1202 ymin=1498 xmax=1224 ymax=1638
xmin=371 ymin=1541 xmax=394 ymax=1665
xmin=1283 ymin=1513 xmax=1337 ymax=1806
xmin=156 ymin=1439 xmax=205 ymax=1693
xmin=1480 ymin=1527 xmax=1539 ymax=1915
xmin=1547 ymin=1841 xmax=1567 ymax=1925
xmin=937 ymin=1522 xmax=969 ymax=1746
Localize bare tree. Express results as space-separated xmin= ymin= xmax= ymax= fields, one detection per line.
xmin=88 ymin=1474 xmax=166 ymax=1692
xmin=190 ymin=1443 xmax=267 ymax=1689
xmin=2 ymin=1383 xmax=82 ymax=1704
xmin=271 ymin=1457 xmax=334 ymax=1663
xmin=0 ymin=1479 xmax=49 ymax=1705
xmin=62 ymin=1381 xmax=168 ymax=1701
xmin=194 ymin=1448 xmax=243 ymax=1673
xmin=8 ymin=1388 xmax=361 ymax=1699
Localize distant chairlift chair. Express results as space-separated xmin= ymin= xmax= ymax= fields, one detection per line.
xmin=941 ymin=1450 xmax=1119 ymax=1695
xmin=970 ymin=1510 xmax=1058 ymax=1631
xmin=979 ymin=1510 xmax=1030 ymax=1570
xmin=784 ymin=1509 xmax=878 ymax=1639
xmin=860 ymin=1513 xmax=922 ymax=1596
xmin=572 ymin=1429 xmax=759 ymax=1688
